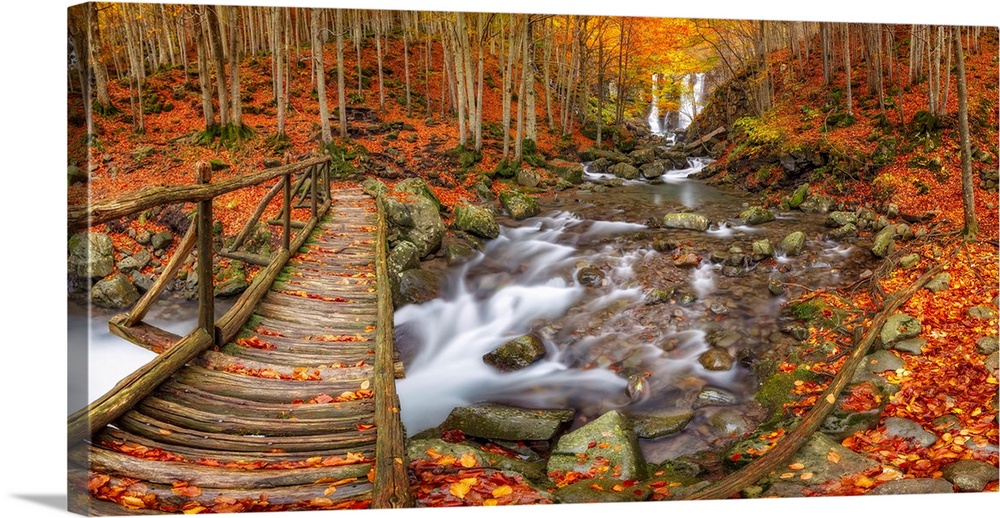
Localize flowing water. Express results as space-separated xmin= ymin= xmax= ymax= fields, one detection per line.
xmin=396 ymin=160 xmax=877 ymax=463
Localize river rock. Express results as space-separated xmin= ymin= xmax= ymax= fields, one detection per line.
xmin=825 ymin=211 xmax=858 ymax=227
xmin=395 ymin=193 xmax=445 ymax=258
xmin=867 ymin=478 xmax=955 ymax=495
xmin=117 ymin=250 xmax=151 ymax=274
xmin=639 ymin=161 xmax=667 ymax=179
xmin=68 ymin=164 xmax=88 ymax=185
xmin=454 ymin=204 xmax=500 ymax=239
xmin=871 ymin=225 xmax=896 ymax=257
xmin=361 ymin=177 xmax=388 ymax=197
xmin=898 ymin=253 xmax=921 ymax=269
xmin=967 ymin=305 xmax=998 ymax=320
xmin=68 ymin=232 xmax=115 ymax=279
xmin=609 ymin=162 xmax=640 ymax=180
xmin=752 ymin=239 xmax=774 ymax=258
xmin=516 ymin=168 xmax=541 ymax=188
xmin=151 ymin=230 xmax=174 ymax=251
xmin=628 ymin=410 xmax=694 ymax=439
xmin=388 ymin=241 xmax=420 ymax=279
xmin=829 ymin=223 xmax=858 ymax=240
xmin=589 ymin=157 xmax=613 ymax=174
xmin=393 ymin=177 xmax=442 ymax=210
xmin=548 ymin=410 xmax=646 ymax=481
xmin=673 ymin=253 xmax=701 ymax=268
xmin=856 ymin=350 xmax=905 ymax=376
xmin=977 ymin=336 xmax=999 ymax=355
xmin=214 ymin=261 xmax=249 ymax=297
xmin=789 ymin=184 xmax=810 ymax=209
xmin=820 ymin=381 xmax=888 ymax=441
xmin=445 ymin=243 xmax=477 ymax=266
xmin=547 ymin=159 xmax=585 ymax=184
xmin=941 ymin=459 xmax=999 ymax=492
xmin=441 ymin=403 xmax=574 ymax=441
xmin=91 ymin=273 xmax=140 ymax=309
xmin=985 ymin=351 xmax=999 ymax=377
xmin=738 ymin=206 xmax=775 ymax=225
xmin=576 ymin=266 xmax=606 ymax=287
xmin=131 ymin=272 xmax=155 ymax=292
xmin=662 ymin=213 xmax=710 ymax=231
xmin=698 ymin=347 xmax=733 ymax=371
xmin=483 ymin=334 xmax=547 ymax=372
xmin=880 ymin=313 xmax=922 ymax=345
xmin=706 ymin=407 xmax=752 ymax=437
xmin=629 ymin=147 xmax=657 ymax=166
xmin=779 ymin=231 xmax=806 ymax=256
xmin=892 ymin=338 xmax=927 ymax=355
xmin=499 ymin=190 xmax=540 ymax=220
xmin=883 ymin=416 xmax=938 ymax=448
xmin=694 ymin=386 xmax=739 ymax=408
xmin=761 ymin=433 xmax=878 ymax=497
xmin=395 ymin=268 xmax=441 ymax=307
xmin=925 ymin=272 xmax=951 ymax=293
xmin=555 ymin=478 xmax=650 ymax=504
xmin=798 ymin=194 xmax=835 ymax=214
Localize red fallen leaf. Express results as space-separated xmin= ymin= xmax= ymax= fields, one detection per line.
xmin=88 ymin=474 xmax=110 ymax=492
xmin=171 ymin=484 xmax=202 ymax=498
xmin=441 ymin=429 xmax=466 ymax=443
xmin=313 ymin=393 xmax=335 ymax=404
xmin=356 ymin=423 xmax=375 ymax=431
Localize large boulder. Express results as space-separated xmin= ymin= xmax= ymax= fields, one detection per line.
xmin=789 ymin=184 xmax=810 ymax=208
xmin=825 ymin=211 xmax=858 ymax=227
xmin=547 ymin=410 xmax=646 ymax=481
xmin=871 ymin=225 xmax=896 ymax=257
xmin=392 ymin=177 xmax=442 ymax=210
xmin=91 ymin=273 xmax=140 ymax=309
xmin=628 ymin=410 xmax=694 ymax=439
xmin=516 ymin=168 xmax=542 ymax=188
xmin=499 ymin=190 xmax=540 ymax=220
xmin=547 ymin=159 xmax=585 ymax=184
xmin=609 ymin=162 xmax=640 ymax=180
xmin=662 ymin=213 xmax=710 ymax=231
xmin=392 ymin=193 xmax=445 ymax=258
xmin=483 ymin=334 xmax=547 ymax=372
xmin=454 ymin=204 xmax=500 ymax=240
xmin=387 ymin=241 xmax=420 ymax=279
xmin=214 ymin=261 xmax=249 ymax=297
xmin=395 ymin=268 xmax=441 ymax=307
xmin=779 ymin=231 xmax=807 ymax=256
xmin=880 ymin=313 xmax=922 ymax=345
xmin=68 ymin=232 xmax=115 ymax=279
xmin=441 ymin=404 xmax=574 ymax=441
xmin=629 ymin=147 xmax=657 ymax=166
xmin=738 ymin=206 xmax=775 ymax=225
xmin=639 ymin=161 xmax=668 ymax=179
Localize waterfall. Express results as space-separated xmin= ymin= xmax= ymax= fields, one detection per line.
xmin=647 ymin=74 xmax=666 ymax=136
xmin=677 ymin=72 xmax=705 ymax=130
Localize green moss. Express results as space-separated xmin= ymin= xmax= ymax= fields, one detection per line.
xmin=755 ymin=365 xmax=817 ymax=420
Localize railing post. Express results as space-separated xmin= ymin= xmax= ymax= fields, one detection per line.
xmin=310 ymin=164 xmax=318 ymax=219
xmin=195 ymin=162 xmax=215 ymax=343
xmin=282 ymin=172 xmax=291 ymax=252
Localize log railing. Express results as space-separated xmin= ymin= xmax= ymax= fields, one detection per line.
xmin=67 ymin=156 xmax=332 ymax=446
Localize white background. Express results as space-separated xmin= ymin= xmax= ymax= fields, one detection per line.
xmin=2 ymin=1 xmax=997 ymax=517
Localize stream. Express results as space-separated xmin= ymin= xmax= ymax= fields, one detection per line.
xmin=396 ymin=158 xmax=877 ymax=463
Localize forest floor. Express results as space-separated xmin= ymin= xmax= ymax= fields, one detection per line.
xmin=66 ymin=27 xmax=998 ymax=500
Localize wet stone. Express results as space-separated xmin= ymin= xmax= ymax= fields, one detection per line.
xmin=925 ymin=273 xmax=952 ymax=293
xmin=694 ymin=386 xmax=739 ymax=408
xmin=699 ymin=348 xmax=734 ymax=371
xmin=738 ymin=205 xmax=775 ymax=225
xmin=856 ymin=350 xmax=905 ymax=376
xmin=674 ymin=253 xmax=701 ymax=268
xmin=883 ymin=416 xmax=938 ymax=448
xmin=628 ymin=410 xmax=695 ymax=439
xmin=441 ymin=403 xmax=574 ymax=441
xmin=880 ymin=313 xmax=922 ymax=345
xmin=828 ymin=223 xmax=858 ymax=240
xmin=547 ymin=410 xmax=647 ymax=481
xmin=976 ymin=336 xmax=999 ymax=355
xmin=555 ymin=478 xmax=650 ymax=504
xmin=941 ymin=459 xmax=999 ymax=492
xmin=576 ymin=266 xmax=606 ymax=287
xmin=483 ymin=334 xmax=547 ymax=372
xmin=867 ymin=478 xmax=955 ymax=495
xmin=932 ymin=414 xmax=962 ymax=434
xmin=706 ymin=407 xmax=752 ymax=437
xmin=892 ymin=337 xmax=926 ymax=355
xmin=898 ymin=253 xmax=921 ymax=269
xmin=779 ymin=231 xmax=806 ymax=256
xmin=967 ymin=305 xmax=998 ymax=320
xmin=761 ymin=433 xmax=878 ymax=495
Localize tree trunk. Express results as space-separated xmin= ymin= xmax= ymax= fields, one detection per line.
xmin=311 ymin=8 xmax=332 ymax=145
xmin=843 ymin=23 xmax=853 ymax=116
xmin=953 ymin=27 xmax=978 ymax=239
xmin=474 ymin=13 xmax=485 ymax=152
xmin=227 ymin=6 xmax=243 ymax=129
xmin=336 ymin=9 xmax=348 ymax=138
xmin=195 ymin=7 xmax=216 ymax=128
xmin=88 ymin=2 xmax=113 ymax=111
xmin=375 ymin=12 xmax=386 ymax=110
xmin=272 ymin=7 xmax=286 ymax=137
xmin=206 ymin=5 xmax=230 ymax=128
xmin=524 ymin=17 xmax=537 ymax=144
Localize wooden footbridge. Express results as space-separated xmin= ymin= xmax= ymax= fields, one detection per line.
xmin=67 ymin=157 xmax=412 ymax=514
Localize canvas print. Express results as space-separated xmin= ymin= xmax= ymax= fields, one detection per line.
xmin=66 ymin=2 xmax=999 ymax=514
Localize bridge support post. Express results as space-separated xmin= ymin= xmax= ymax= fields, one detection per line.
xmin=196 ymin=162 xmax=215 ymax=343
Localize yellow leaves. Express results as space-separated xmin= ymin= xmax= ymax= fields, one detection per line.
xmin=788 ymin=462 xmax=805 ymax=470
xmin=459 ymin=453 xmax=478 ymax=468
xmin=799 ymin=472 xmax=813 ymax=481
xmin=449 ymin=477 xmax=478 ymax=499
xmin=120 ymin=496 xmax=146 ymax=509
xmin=492 ymin=485 xmax=513 ymax=498
xmin=483 ymin=498 xmax=498 ymax=506
xmin=826 ymin=394 xmax=837 ymax=404
xmin=827 ymin=451 xmax=841 ymax=464
xmin=436 ymin=455 xmax=457 ymax=466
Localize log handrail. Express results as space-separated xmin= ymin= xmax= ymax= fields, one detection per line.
xmin=71 ymin=156 xmax=333 ymax=445
xmin=371 ymin=195 xmax=413 ymax=508
xmin=67 ymin=156 xmax=330 ymax=232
